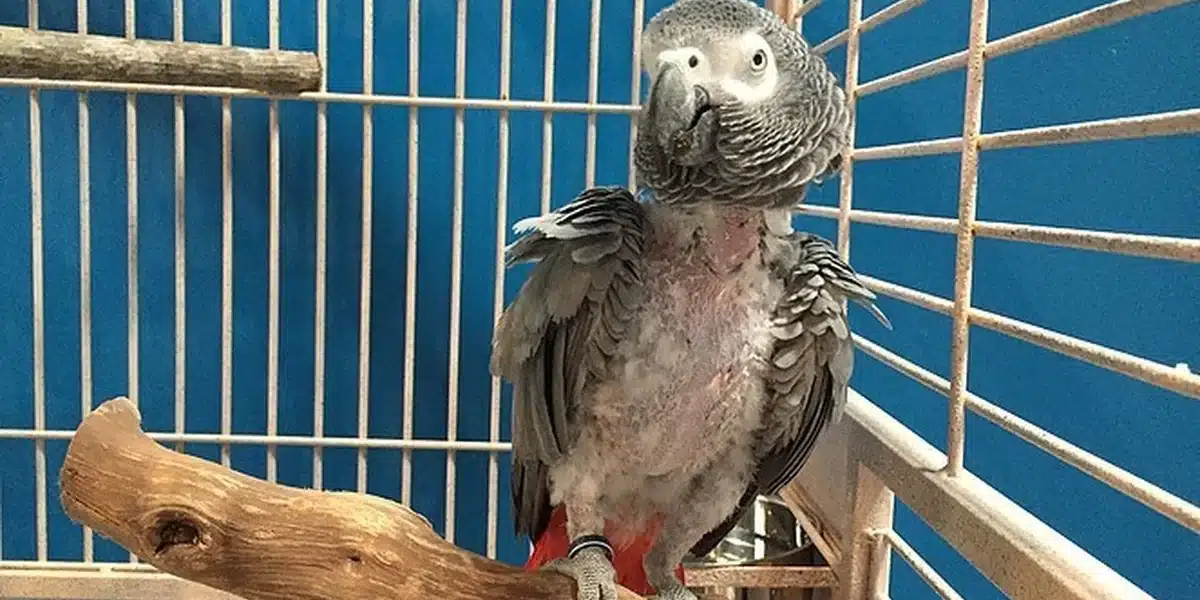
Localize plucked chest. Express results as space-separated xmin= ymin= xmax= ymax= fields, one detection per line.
xmin=585 ymin=205 xmax=781 ymax=467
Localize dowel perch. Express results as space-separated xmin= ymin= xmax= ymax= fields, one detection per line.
xmin=58 ymin=397 xmax=644 ymax=600
xmin=0 ymin=26 xmax=321 ymax=93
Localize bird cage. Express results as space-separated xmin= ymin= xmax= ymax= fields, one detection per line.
xmin=0 ymin=0 xmax=1196 ymax=599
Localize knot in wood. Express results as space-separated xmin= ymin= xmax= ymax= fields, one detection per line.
xmin=152 ymin=515 xmax=202 ymax=556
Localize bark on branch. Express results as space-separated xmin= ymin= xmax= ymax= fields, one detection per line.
xmin=58 ymin=397 xmax=643 ymax=600
xmin=0 ymin=26 xmax=321 ymax=93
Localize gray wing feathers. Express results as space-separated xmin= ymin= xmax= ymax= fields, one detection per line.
xmin=757 ymin=234 xmax=888 ymax=490
xmin=690 ymin=233 xmax=885 ymax=560
xmin=490 ymin=186 xmax=648 ymax=540
xmin=756 ymin=233 xmax=887 ymax=492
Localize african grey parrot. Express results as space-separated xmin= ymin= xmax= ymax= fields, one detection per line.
xmin=489 ymin=1 xmax=889 ymax=599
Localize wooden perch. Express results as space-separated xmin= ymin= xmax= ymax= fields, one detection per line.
xmin=0 ymin=26 xmax=321 ymax=93
xmin=58 ymin=397 xmax=644 ymax=600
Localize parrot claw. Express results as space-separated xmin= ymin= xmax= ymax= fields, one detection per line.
xmin=651 ymin=582 xmax=699 ymax=600
xmin=543 ymin=546 xmax=619 ymax=600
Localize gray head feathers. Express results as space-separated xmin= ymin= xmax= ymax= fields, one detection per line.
xmin=634 ymin=0 xmax=851 ymax=209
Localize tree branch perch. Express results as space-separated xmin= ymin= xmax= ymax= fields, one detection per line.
xmin=58 ymin=397 xmax=644 ymax=600
xmin=0 ymin=26 xmax=321 ymax=93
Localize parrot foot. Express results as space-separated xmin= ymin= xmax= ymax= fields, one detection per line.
xmin=650 ymin=582 xmax=698 ymax=600
xmin=543 ymin=543 xmax=618 ymax=600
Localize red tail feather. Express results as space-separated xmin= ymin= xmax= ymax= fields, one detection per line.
xmin=525 ymin=506 xmax=686 ymax=596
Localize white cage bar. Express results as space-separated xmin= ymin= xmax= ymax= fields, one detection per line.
xmin=311 ymin=0 xmax=328 ymax=490
xmin=446 ymin=0 xmax=467 ymax=542
xmin=0 ymin=0 xmax=1196 ymax=599
xmin=488 ymin=0 xmax=515 ymax=560
xmin=871 ymin=529 xmax=964 ymax=600
xmin=76 ymin=0 xmax=94 ymax=564
xmin=400 ymin=0 xmax=420 ymax=508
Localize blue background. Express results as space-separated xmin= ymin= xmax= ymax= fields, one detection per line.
xmin=1 ymin=1 xmax=1197 ymax=598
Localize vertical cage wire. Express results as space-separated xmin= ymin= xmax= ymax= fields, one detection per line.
xmin=76 ymin=0 xmax=94 ymax=564
xmin=172 ymin=0 xmax=187 ymax=457
xmin=944 ymin=0 xmax=989 ymax=476
xmin=540 ymin=0 xmax=557 ymax=215
xmin=265 ymin=0 xmax=282 ymax=486
xmin=312 ymin=0 xmax=329 ymax=493
xmin=400 ymin=0 xmax=420 ymax=508
xmin=356 ymin=0 xmax=375 ymax=496
xmin=627 ymin=0 xmax=645 ymax=191
xmin=584 ymin=0 xmax=602 ymax=187
xmin=219 ymin=0 xmax=235 ymax=473
xmin=27 ymin=0 xmax=48 ymax=565
xmin=445 ymin=0 xmax=469 ymax=543
xmin=836 ymin=0 xmax=863 ymax=261
xmin=125 ymin=0 xmax=138 ymax=565
xmin=124 ymin=0 xmax=138 ymax=419
xmin=487 ymin=0 xmax=515 ymax=559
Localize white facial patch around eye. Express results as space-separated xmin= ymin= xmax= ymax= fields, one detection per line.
xmin=718 ymin=33 xmax=778 ymax=105
xmin=654 ymin=47 xmax=711 ymax=82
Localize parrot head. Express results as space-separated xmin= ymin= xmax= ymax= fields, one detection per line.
xmin=634 ymin=0 xmax=851 ymax=208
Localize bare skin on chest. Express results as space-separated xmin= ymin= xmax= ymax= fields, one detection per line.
xmin=549 ymin=205 xmax=778 ymax=541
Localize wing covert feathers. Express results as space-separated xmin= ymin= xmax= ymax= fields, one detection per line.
xmin=490 ymin=186 xmax=649 ymax=542
xmin=691 ymin=233 xmax=887 ymax=559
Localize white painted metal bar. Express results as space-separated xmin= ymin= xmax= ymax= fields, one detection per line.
xmin=847 ymin=391 xmax=1154 ymax=600
xmin=219 ymin=0 xmax=234 ymax=473
xmin=944 ymin=0 xmax=988 ymax=476
xmin=487 ymin=0 xmax=514 ymax=560
xmin=860 ymin=275 xmax=1200 ymax=399
xmin=444 ymin=0 xmax=468 ymax=543
xmin=874 ymin=530 xmax=965 ymax=600
xmin=853 ymin=335 xmax=1200 ymax=534
xmin=124 ymin=0 xmax=138 ymax=411
xmin=797 ymin=205 xmax=1200 ymax=263
xmin=793 ymin=0 xmax=823 ymax=20
xmin=858 ymin=0 xmax=1192 ymax=96
xmin=989 ymin=0 xmax=1192 ymax=57
xmin=853 ymin=136 xmax=959 ymax=160
xmin=0 ymin=78 xmax=640 ymax=113
xmin=840 ymin=465 xmax=895 ymax=600
xmin=855 ymin=109 xmax=1200 ymax=160
xmin=124 ymin=0 xmax=138 ymax=564
xmin=584 ymin=0 xmax=601 ymax=187
xmin=0 ymin=569 xmax=239 ymax=600
xmin=0 ymin=428 xmax=512 ymax=451
xmin=312 ymin=0 xmax=328 ymax=492
xmin=27 ymin=0 xmax=47 ymax=563
xmin=0 ymin=561 xmax=154 ymax=573
xmin=973 ymin=220 xmax=1200 ymax=263
xmin=400 ymin=0 xmax=420 ymax=508
xmin=265 ymin=0 xmax=281 ymax=485
xmin=798 ymin=204 xmax=956 ymax=234
xmin=836 ymin=0 xmax=864 ymax=259
xmin=172 ymin=0 xmax=186 ymax=455
xmin=813 ymin=0 xmax=925 ymax=55
xmin=541 ymin=0 xmax=557 ymax=214
xmin=356 ymin=0 xmax=375 ymax=496
xmin=973 ymin=305 xmax=1200 ymax=400
xmin=76 ymin=0 xmax=94 ymax=564
xmin=981 ymin=108 xmax=1200 ymax=150
xmin=627 ymin=0 xmax=645 ymax=191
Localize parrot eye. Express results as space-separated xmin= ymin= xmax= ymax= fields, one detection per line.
xmin=688 ymin=55 xmax=700 ymax=68
xmin=750 ymin=49 xmax=768 ymax=71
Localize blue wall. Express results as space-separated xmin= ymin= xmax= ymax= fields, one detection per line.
xmin=0 ymin=1 xmax=1196 ymax=598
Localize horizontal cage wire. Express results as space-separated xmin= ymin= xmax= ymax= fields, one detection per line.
xmin=0 ymin=0 xmax=1196 ymax=599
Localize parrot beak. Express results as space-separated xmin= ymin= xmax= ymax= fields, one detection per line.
xmin=644 ymin=62 xmax=718 ymax=166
